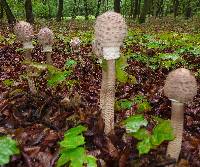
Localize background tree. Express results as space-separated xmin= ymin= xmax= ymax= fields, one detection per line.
xmin=95 ymin=0 xmax=101 ymax=17
xmin=114 ymin=0 xmax=120 ymax=13
xmin=56 ymin=0 xmax=63 ymax=21
xmin=83 ymin=0 xmax=89 ymax=20
xmin=25 ymin=0 xmax=34 ymax=24
xmin=0 ymin=2 xmax=3 ymax=19
xmin=139 ymin=0 xmax=150 ymax=23
xmin=173 ymin=0 xmax=179 ymax=18
xmin=0 ymin=0 xmax=16 ymax=24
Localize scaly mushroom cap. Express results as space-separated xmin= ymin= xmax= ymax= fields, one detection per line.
xmin=14 ymin=21 xmax=34 ymax=49
xmin=92 ymin=40 xmax=103 ymax=58
xmin=94 ymin=11 xmax=127 ymax=60
xmin=164 ymin=68 xmax=197 ymax=103
xmin=38 ymin=27 xmax=54 ymax=52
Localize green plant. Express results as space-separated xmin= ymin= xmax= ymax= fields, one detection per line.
xmin=0 ymin=136 xmax=20 ymax=165
xmin=115 ymin=95 xmax=151 ymax=113
xmin=24 ymin=59 xmax=77 ymax=88
xmin=3 ymin=79 xmax=14 ymax=87
xmin=123 ymin=115 xmax=174 ymax=155
xmin=56 ymin=125 xmax=97 ymax=167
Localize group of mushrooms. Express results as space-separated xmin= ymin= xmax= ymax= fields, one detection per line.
xmin=14 ymin=11 xmax=198 ymax=164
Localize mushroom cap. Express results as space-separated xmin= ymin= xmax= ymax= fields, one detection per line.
xmin=14 ymin=21 xmax=34 ymax=42
xmin=38 ymin=27 xmax=54 ymax=47
xmin=164 ymin=68 xmax=197 ymax=103
xmin=94 ymin=11 xmax=127 ymax=48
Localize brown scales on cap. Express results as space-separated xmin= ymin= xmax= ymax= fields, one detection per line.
xmin=95 ymin=11 xmax=127 ymax=48
xmin=164 ymin=68 xmax=197 ymax=163
xmin=14 ymin=21 xmax=33 ymax=43
xmin=38 ymin=27 xmax=54 ymax=64
xmin=164 ymin=68 xmax=197 ymax=103
xmin=38 ymin=27 xmax=54 ymax=47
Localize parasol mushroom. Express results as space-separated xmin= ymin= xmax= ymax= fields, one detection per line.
xmin=38 ymin=27 xmax=54 ymax=64
xmin=164 ymin=68 xmax=197 ymax=162
xmin=94 ymin=11 xmax=127 ymax=134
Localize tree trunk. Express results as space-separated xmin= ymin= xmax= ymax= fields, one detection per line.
xmin=133 ymin=0 xmax=139 ymax=19
xmin=0 ymin=0 xmax=16 ymax=24
xmin=114 ymin=0 xmax=120 ymax=13
xmin=56 ymin=0 xmax=63 ymax=21
xmin=173 ymin=0 xmax=179 ymax=18
xmin=0 ymin=2 xmax=3 ymax=19
xmin=25 ymin=0 xmax=34 ymax=24
xmin=83 ymin=0 xmax=89 ymax=20
xmin=184 ymin=0 xmax=192 ymax=19
xmin=139 ymin=0 xmax=149 ymax=23
xmin=47 ymin=0 xmax=51 ymax=19
xmin=95 ymin=0 xmax=101 ymax=17
xmin=72 ymin=0 xmax=77 ymax=19
xmin=157 ymin=0 xmax=164 ymax=17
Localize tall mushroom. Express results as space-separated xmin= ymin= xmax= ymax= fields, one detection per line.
xmin=14 ymin=21 xmax=37 ymax=94
xmin=14 ymin=21 xmax=34 ymax=60
xmin=38 ymin=27 xmax=54 ymax=64
xmin=94 ymin=11 xmax=127 ymax=134
xmin=164 ymin=68 xmax=197 ymax=162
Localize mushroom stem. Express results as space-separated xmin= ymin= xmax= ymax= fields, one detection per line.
xmin=24 ymin=49 xmax=37 ymax=94
xmin=103 ymin=59 xmax=115 ymax=134
xmin=46 ymin=52 xmax=53 ymax=64
xmin=166 ymin=101 xmax=184 ymax=161
xmin=100 ymin=69 xmax=107 ymax=110
xmin=24 ymin=49 xmax=32 ymax=60
xmin=27 ymin=76 xmax=37 ymax=95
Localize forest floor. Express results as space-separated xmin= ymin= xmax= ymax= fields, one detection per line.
xmin=0 ymin=17 xmax=200 ymax=167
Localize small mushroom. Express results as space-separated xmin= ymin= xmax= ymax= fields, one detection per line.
xmin=38 ymin=27 xmax=54 ymax=64
xmin=14 ymin=21 xmax=36 ymax=94
xmin=164 ymin=68 xmax=197 ymax=162
xmin=14 ymin=21 xmax=34 ymax=60
xmin=70 ymin=37 xmax=81 ymax=53
xmin=94 ymin=11 xmax=127 ymax=134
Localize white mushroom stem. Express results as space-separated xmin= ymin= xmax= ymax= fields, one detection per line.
xmin=103 ymin=59 xmax=115 ymax=134
xmin=167 ymin=101 xmax=184 ymax=161
xmin=24 ymin=48 xmax=32 ymax=60
xmin=46 ymin=52 xmax=53 ymax=64
xmin=24 ymin=49 xmax=37 ymax=94
xmin=27 ymin=76 xmax=37 ymax=95
xmin=100 ymin=69 xmax=107 ymax=110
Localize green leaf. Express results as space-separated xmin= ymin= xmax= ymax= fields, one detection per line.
xmin=116 ymin=56 xmax=129 ymax=83
xmin=3 ymin=79 xmax=14 ymax=87
xmin=0 ymin=136 xmax=20 ymax=165
xmin=60 ymin=126 xmax=87 ymax=150
xmin=123 ymin=115 xmax=148 ymax=133
xmin=131 ymin=128 xmax=150 ymax=140
xmin=65 ymin=59 xmax=77 ymax=68
xmin=47 ymin=70 xmax=71 ymax=87
xmin=57 ymin=125 xmax=96 ymax=167
xmin=137 ymin=137 xmax=152 ymax=155
xmin=136 ymin=101 xmax=152 ymax=113
xmin=64 ymin=125 xmax=87 ymax=137
xmin=57 ymin=147 xmax=85 ymax=167
xmin=151 ymin=120 xmax=174 ymax=146
xmin=116 ymin=99 xmax=133 ymax=110
xmin=60 ymin=135 xmax=85 ymax=150
xmin=85 ymin=155 xmax=97 ymax=167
